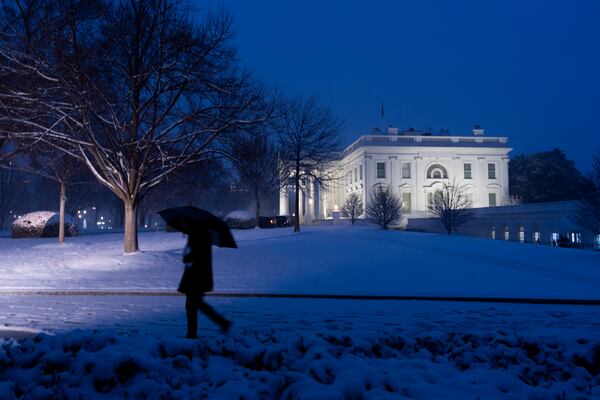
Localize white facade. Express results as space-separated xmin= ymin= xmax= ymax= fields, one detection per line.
xmin=279 ymin=128 xmax=512 ymax=223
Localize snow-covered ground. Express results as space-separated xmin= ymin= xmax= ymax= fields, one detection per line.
xmin=1 ymin=226 xmax=599 ymax=398
xmin=0 ymin=225 xmax=599 ymax=299
xmin=1 ymin=296 xmax=599 ymax=399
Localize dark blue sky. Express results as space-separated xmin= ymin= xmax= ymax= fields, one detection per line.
xmin=209 ymin=0 xmax=600 ymax=171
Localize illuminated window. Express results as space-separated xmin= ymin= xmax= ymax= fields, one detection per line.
xmin=519 ymin=226 xmax=525 ymax=243
xmin=426 ymin=164 xmax=448 ymax=179
xmin=570 ymin=232 xmax=582 ymax=244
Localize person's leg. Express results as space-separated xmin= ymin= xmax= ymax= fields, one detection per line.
xmin=185 ymin=295 xmax=199 ymax=338
xmin=197 ymin=296 xmax=231 ymax=333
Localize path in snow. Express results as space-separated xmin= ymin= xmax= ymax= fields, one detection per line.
xmin=1 ymin=295 xmax=599 ymax=340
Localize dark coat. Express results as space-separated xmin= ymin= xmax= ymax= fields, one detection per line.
xmin=177 ymin=231 xmax=214 ymax=295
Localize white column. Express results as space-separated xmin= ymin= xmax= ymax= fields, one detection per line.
xmin=477 ymin=156 xmax=486 ymax=206
xmin=389 ymin=156 xmax=398 ymax=189
xmin=298 ymin=187 xmax=304 ymax=224
xmin=363 ymin=155 xmax=372 ymax=213
xmin=279 ymin=187 xmax=288 ymax=216
xmin=306 ymin=177 xmax=314 ymax=224
xmin=501 ymin=156 xmax=510 ymax=204
xmin=414 ymin=156 xmax=422 ymax=211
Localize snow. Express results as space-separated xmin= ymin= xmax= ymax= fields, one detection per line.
xmin=0 ymin=225 xmax=598 ymax=299
xmin=0 ymin=296 xmax=599 ymax=399
xmin=11 ymin=211 xmax=76 ymax=230
xmin=1 ymin=225 xmax=599 ymax=398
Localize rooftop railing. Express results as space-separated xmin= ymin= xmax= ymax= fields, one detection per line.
xmin=341 ymin=135 xmax=509 ymax=158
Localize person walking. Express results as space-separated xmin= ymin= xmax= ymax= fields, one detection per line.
xmin=178 ymin=228 xmax=232 ymax=339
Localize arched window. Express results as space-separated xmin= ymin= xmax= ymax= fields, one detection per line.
xmin=426 ymin=164 xmax=448 ymax=179
xmin=491 ymin=225 xmax=496 ymax=240
xmin=504 ymin=225 xmax=510 ymax=241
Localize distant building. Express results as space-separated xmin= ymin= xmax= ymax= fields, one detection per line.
xmin=279 ymin=126 xmax=511 ymax=221
xmin=407 ymin=201 xmax=600 ymax=250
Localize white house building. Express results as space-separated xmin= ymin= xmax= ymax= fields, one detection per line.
xmin=279 ymin=126 xmax=512 ymax=223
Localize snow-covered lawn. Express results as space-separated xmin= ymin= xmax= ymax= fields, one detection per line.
xmin=1 ymin=226 xmax=600 ymax=398
xmin=0 ymin=225 xmax=599 ymax=299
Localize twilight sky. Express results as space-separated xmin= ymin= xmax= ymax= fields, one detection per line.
xmin=208 ymin=0 xmax=600 ymax=171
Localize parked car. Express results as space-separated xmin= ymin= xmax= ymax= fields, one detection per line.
xmin=258 ymin=216 xmax=294 ymax=228
xmin=275 ymin=216 xmax=292 ymax=227
xmin=259 ymin=216 xmax=278 ymax=228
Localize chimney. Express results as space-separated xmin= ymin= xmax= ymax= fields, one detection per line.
xmin=387 ymin=126 xmax=399 ymax=135
xmin=472 ymin=125 xmax=485 ymax=136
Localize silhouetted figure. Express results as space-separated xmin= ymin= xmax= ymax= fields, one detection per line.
xmin=178 ymin=229 xmax=231 ymax=338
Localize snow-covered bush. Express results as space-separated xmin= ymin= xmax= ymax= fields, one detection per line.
xmin=0 ymin=329 xmax=598 ymax=399
xmin=224 ymin=210 xmax=255 ymax=229
xmin=11 ymin=211 xmax=79 ymax=239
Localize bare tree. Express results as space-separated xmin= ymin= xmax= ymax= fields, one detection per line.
xmin=342 ymin=192 xmax=363 ymax=224
xmin=367 ymin=184 xmax=402 ymax=229
xmin=275 ymin=95 xmax=342 ymax=232
xmin=575 ymin=152 xmax=600 ymax=235
xmin=0 ymin=0 xmax=266 ymax=252
xmin=13 ymin=143 xmax=92 ymax=243
xmin=225 ymin=131 xmax=280 ymax=227
xmin=428 ymin=180 xmax=473 ymax=235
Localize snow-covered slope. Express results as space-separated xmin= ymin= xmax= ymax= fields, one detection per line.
xmin=0 ymin=225 xmax=598 ymax=298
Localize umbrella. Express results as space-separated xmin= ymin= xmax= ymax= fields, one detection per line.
xmin=158 ymin=206 xmax=237 ymax=248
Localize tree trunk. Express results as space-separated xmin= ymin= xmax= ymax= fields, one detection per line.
xmin=123 ymin=200 xmax=139 ymax=253
xmin=58 ymin=180 xmax=66 ymax=245
xmin=294 ymin=172 xmax=301 ymax=232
